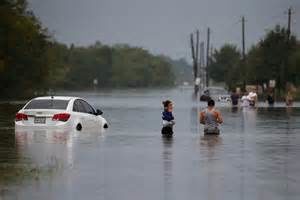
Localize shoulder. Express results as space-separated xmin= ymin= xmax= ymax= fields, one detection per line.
xmin=200 ymin=110 xmax=206 ymax=116
xmin=212 ymin=108 xmax=220 ymax=114
xmin=214 ymin=108 xmax=221 ymax=113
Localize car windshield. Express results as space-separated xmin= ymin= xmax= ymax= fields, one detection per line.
xmin=24 ymin=99 xmax=69 ymax=110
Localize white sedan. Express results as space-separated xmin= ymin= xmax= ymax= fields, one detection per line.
xmin=15 ymin=96 xmax=108 ymax=131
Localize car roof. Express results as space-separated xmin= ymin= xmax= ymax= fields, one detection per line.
xmin=32 ymin=96 xmax=79 ymax=101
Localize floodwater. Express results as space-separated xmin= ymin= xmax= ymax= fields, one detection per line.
xmin=0 ymin=88 xmax=300 ymax=200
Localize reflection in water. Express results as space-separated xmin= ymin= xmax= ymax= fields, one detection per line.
xmin=15 ymin=127 xmax=105 ymax=171
xmin=231 ymin=106 xmax=239 ymax=113
xmin=242 ymin=107 xmax=257 ymax=128
xmin=286 ymin=106 xmax=293 ymax=118
xmin=199 ymin=135 xmax=222 ymax=200
xmin=15 ymin=129 xmax=74 ymax=169
xmin=241 ymin=107 xmax=257 ymax=200
xmin=162 ymin=135 xmax=173 ymax=200
xmin=0 ymin=130 xmax=21 ymax=186
xmin=200 ymin=135 xmax=222 ymax=149
xmin=1 ymin=90 xmax=300 ymax=200
xmin=284 ymin=107 xmax=293 ymax=199
xmin=190 ymin=107 xmax=199 ymax=134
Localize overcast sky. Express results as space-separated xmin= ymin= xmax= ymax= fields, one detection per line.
xmin=28 ymin=0 xmax=300 ymax=59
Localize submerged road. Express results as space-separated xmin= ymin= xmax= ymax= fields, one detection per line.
xmin=0 ymin=88 xmax=300 ymax=200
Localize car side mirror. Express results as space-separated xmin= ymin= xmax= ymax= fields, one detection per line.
xmin=96 ymin=109 xmax=103 ymax=115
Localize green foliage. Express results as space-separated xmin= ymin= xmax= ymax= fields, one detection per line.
xmin=208 ymin=44 xmax=241 ymax=89
xmin=245 ymin=25 xmax=297 ymax=87
xmin=110 ymin=45 xmax=172 ymax=87
xmin=288 ymin=47 xmax=300 ymax=85
xmin=0 ymin=0 xmax=179 ymax=98
xmin=164 ymin=57 xmax=193 ymax=85
xmin=64 ymin=44 xmax=113 ymax=88
xmin=60 ymin=44 xmax=175 ymax=89
xmin=0 ymin=0 xmax=50 ymax=97
xmin=209 ymin=25 xmax=300 ymax=91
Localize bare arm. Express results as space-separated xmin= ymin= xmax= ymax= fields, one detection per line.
xmin=216 ymin=111 xmax=223 ymax=124
xmin=200 ymin=111 xmax=205 ymax=124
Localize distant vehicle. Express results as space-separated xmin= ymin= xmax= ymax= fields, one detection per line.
xmin=217 ymin=95 xmax=231 ymax=102
xmin=15 ymin=96 xmax=108 ymax=131
xmin=200 ymin=87 xmax=230 ymax=102
xmin=200 ymin=89 xmax=211 ymax=101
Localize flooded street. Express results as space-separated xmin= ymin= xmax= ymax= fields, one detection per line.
xmin=0 ymin=88 xmax=300 ymax=200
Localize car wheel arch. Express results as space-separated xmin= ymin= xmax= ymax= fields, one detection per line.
xmin=76 ymin=123 xmax=82 ymax=131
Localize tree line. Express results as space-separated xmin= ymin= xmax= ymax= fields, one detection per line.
xmin=1 ymin=0 xmax=191 ymax=99
xmin=47 ymin=42 xmax=176 ymax=89
xmin=208 ymin=25 xmax=300 ymax=94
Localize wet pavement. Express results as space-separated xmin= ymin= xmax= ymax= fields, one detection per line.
xmin=0 ymin=88 xmax=300 ymax=200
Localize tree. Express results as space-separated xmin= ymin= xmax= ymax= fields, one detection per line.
xmin=0 ymin=0 xmax=50 ymax=97
xmin=208 ymin=44 xmax=241 ymax=89
xmin=0 ymin=0 xmax=179 ymax=98
xmin=246 ymin=25 xmax=297 ymax=89
xmin=208 ymin=25 xmax=300 ymax=92
xmin=288 ymin=47 xmax=300 ymax=85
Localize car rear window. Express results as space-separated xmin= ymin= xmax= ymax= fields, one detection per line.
xmin=24 ymin=99 xmax=69 ymax=110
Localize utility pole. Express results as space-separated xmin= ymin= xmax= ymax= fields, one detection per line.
xmin=282 ymin=7 xmax=293 ymax=94
xmin=190 ymin=30 xmax=200 ymax=94
xmin=206 ymin=27 xmax=210 ymax=87
xmin=196 ymin=30 xmax=199 ymax=70
xmin=287 ymin=7 xmax=292 ymax=41
xmin=242 ymin=16 xmax=246 ymax=61
xmin=241 ymin=16 xmax=246 ymax=91
xmin=200 ymin=42 xmax=205 ymax=89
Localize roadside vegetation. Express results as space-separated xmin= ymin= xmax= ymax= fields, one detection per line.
xmin=0 ymin=0 xmax=192 ymax=99
xmin=208 ymin=25 xmax=300 ymax=97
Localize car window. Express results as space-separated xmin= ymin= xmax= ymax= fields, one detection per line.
xmin=79 ymin=100 xmax=95 ymax=115
xmin=25 ymin=99 xmax=69 ymax=110
xmin=73 ymin=100 xmax=85 ymax=113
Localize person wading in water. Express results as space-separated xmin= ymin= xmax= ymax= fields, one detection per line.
xmin=161 ymin=100 xmax=175 ymax=135
xmin=230 ymin=89 xmax=240 ymax=107
xmin=200 ymin=99 xmax=223 ymax=135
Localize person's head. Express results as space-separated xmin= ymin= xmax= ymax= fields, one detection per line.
xmin=162 ymin=100 xmax=173 ymax=112
xmin=207 ymin=99 xmax=215 ymax=107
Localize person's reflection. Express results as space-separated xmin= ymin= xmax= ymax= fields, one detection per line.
xmin=231 ymin=106 xmax=239 ymax=113
xmin=190 ymin=107 xmax=200 ymax=133
xmin=286 ymin=106 xmax=293 ymax=118
xmin=284 ymin=107 xmax=292 ymax=198
xmin=162 ymin=135 xmax=173 ymax=200
xmin=199 ymin=135 xmax=222 ymax=200
xmin=240 ymin=107 xmax=257 ymax=200
xmin=242 ymin=106 xmax=257 ymax=129
xmin=200 ymin=135 xmax=222 ymax=156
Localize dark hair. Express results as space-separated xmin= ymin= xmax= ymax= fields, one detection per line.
xmin=162 ymin=100 xmax=172 ymax=108
xmin=207 ymin=99 xmax=215 ymax=107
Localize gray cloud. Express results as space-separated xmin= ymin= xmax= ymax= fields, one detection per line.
xmin=29 ymin=0 xmax=300 ymax=59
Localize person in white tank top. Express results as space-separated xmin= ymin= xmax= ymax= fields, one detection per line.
xmin=200 ymin=99 xmax=223 ymax=135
